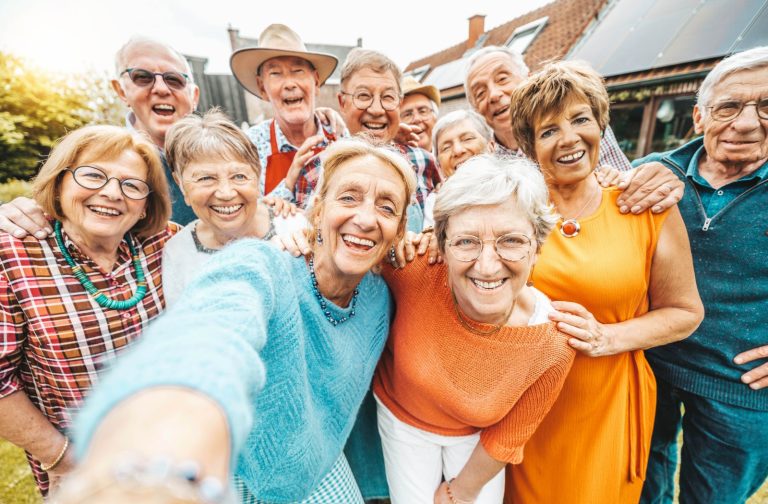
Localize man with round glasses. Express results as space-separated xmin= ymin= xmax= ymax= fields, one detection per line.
xmin=337 ymin=48 xmax=442 ymax=219
xmin=635 ymin=46 xmax=768 ymax=504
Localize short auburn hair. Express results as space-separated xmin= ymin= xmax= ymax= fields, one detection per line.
xmin=510 ymin=60 xmax=609 ymax=160
xmin=32 ymin=125 xmax=171 ymax=237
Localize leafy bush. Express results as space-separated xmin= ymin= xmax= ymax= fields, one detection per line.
xmin=0 ymin=179 xmax=32 ymax=204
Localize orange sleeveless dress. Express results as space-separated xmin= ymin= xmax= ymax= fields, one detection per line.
xmin=505 ymin=188 xmax=670 ymax=504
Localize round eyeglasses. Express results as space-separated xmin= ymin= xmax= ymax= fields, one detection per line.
xmin=120 ymin=67 xmax=190 ymax=91
xmin=340 ymin=89 xmax=401 ymax=111
xmin=707 ymin=98 xmax=768 ymax=122
xmin=65 ymin=166 xmax=152 ymax=200
xmin=446 ymin=233 xmax=533 ymax=262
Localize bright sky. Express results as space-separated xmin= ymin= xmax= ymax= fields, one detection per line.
xmin=0 ymin=0 xmax=552 ymax=75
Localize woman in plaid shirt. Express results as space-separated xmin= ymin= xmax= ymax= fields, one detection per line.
xmin=0 ymin=125 xmax=174 ymax=496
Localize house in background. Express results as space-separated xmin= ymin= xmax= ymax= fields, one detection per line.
xmin=186 ymin=54 xmax=249 ymax=127
xmin=404 ymin=0 xmax=610 ymax=114
xmin=405 ymin=0 xmax=767 ymax=160
xmin=227 ymin=26 xmax=361 ymax=125
xmin=568 ymin=0 xmax=768 ymax=159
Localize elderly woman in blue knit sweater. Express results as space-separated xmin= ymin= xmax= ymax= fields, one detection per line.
xmin=52 ymin=139 xmax=417 ymax=504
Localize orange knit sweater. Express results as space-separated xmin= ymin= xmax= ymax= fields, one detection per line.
xmin=373 ymin=255 xmax=575 ymax=463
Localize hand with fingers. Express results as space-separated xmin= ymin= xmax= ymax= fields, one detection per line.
xmin=261 ymin=195 xmax=298 ymax=217
xmin=394 ymin=123 xmax=420 ymax=148
xmin=616 ymin=161 xmax=684 ymax=214
xmin=285 ymin=134 xmax=325 ymax=191
xmin=0 ymin=197 xmax=52 ymax=239
xmin=549 ymin=301 xmax=616 ymax=357
xmin=734 ymin=345 xmax=768 ymax=390
xmin=594 ymin=165 xmax=623 ymax=187
xmin=315 ymin=107 xmax=346 ymax=137
xmin=413 ymin=228 xmax=442 ymax=264
xmin=270 ymin=228 xmax=311 ymax=257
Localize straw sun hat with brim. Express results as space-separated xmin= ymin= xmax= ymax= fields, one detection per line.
xmin=230 ymin=24 xmax=339 ymax=100
xmin=401 ymin=76 xmax=441 ymax=106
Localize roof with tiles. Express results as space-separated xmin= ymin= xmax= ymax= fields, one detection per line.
xmin=404 ymin=0 xmax=608 ymax=80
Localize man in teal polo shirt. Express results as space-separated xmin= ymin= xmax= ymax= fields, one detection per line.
xmin=637 ymin=46 xmax=768 ymax=504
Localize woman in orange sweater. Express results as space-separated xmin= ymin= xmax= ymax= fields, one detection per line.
xmin=503 ymin=61 xmax=704 ymax=503
xmin=372 ymin=155 xmax=575 ymax=503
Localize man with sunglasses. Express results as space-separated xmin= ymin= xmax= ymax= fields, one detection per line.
xmin=0 ymin=36 xmax=200 ymax=234
xmin=635 ymin=47 xmax=768 ymax=504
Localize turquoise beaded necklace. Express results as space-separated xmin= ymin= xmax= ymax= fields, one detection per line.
xmin=54 ymin=220 xmax=147 ymax=310
xmin=308 ymin=254 xmax=359 ymax=326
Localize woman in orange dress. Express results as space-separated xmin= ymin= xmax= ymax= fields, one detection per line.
xmin=504 ymin=61 xmax=704 ymax=503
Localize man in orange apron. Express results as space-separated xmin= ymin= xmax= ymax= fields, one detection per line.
xmin=231 ymin=24 xmax=342 ymax=209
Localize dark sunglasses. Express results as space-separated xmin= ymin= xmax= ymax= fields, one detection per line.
xmin=120 ymin=68 xmax=190 ymax=91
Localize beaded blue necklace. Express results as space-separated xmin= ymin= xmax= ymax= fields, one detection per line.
xmin=54 ymin=220 xmax=147 ymax=310
xmin=308 ymin=254 xmax=359 ymax=326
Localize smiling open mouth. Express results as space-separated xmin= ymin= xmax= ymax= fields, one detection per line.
xmin=88 ymin=205 xmax=122 ymax=217
xmin=471 ymin=278 xmax=507 ymax=290
xmin=342 ymin=234 xmax=375 ymax=250
xmin=211 ymin=204 xmax=243 ymax=215
xmin=362 ymin=122 xmax=387 ymax=131
xmin=153 ymin=104 xmax=175 ymax=116
xmin=284 ymin=97 xmax=304 ymax=106
xmin=492 ymin=105 xmax=510 ymax=118
xmin=557 ymin=151 xmax=585 ymax=163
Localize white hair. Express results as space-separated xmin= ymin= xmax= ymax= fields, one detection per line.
xmin=697 ymin=46 xmax=768 ymax=114
xmin=114 ymin=36 xmax=194 ymax=82
xmin=433 ymin=154 xmax=557 ymax=251
xmin=463 ymin=46 xmax=529 ymax=106
xmin=432 ymin=109 xmax=493 ymax=157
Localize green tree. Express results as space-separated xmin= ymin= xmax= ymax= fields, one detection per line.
xmin=0 ymin=52 xmax=125 ymax=182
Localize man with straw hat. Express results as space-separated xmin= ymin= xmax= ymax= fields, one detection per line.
xmin=400 ymin=76 xmax=441 ymax=152
xmin=232 ymin=24 xmax=344 ymax=209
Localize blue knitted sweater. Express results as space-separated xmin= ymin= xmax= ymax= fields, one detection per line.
xmin=73 ymin=239 xmax=392 ymax=501
xmin=635 ymin=138 xmax=768 ymax=410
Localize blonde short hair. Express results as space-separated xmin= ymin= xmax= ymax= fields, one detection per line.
xmin=32 ymin=125 xmax=171 ymax=237
xmin=510 ymin=60 xmax=609 ymax=160
xmin=306 ymin=139 xmax=416 ymax=248
xmin=165 ymin=108 xmax=262 ymax=181
xmin=340 ymin=48 xmax=403 ymax=95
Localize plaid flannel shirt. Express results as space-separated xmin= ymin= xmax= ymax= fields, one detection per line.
xmin=247 ymin=118 xmax=347 ymax=209
xmin=391 ymin=143 xmax=443 ymax=209
xmin=0 ymin=223 xmax=176 ymax=493
xmin=495 ymin=125 xmax=633 ymax=172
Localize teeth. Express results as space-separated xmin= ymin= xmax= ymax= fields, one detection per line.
xmin=211 ymin=204 xmax=243 ymax=215
xmin=88 ymin=205 xmax=121 ymax=216
xmin=471 ymin=278 xmax=505 ymax=290
xmin=284 ymin=97 xmax=302 ymax=104
xmin=343 ymin=234 xmax=375 ymax=248
xmin=363 ymin=123 xmax=387 ymax=130
xmin=558 ymin=151 xmax=585 ymax=162
xmin=493 ymin=106 xmax=509 ymax=117
xmin=154 ymin=104 xmax=174 ymax=111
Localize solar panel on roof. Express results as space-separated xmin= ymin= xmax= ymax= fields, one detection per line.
xmin=568 ymin=0 xmax=768 ymax=77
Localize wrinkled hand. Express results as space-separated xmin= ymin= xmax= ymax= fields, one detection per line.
xmin=734 ymin=345 xmax=768 ymax=390
xmin=394 ymin=123 xmax=420 ymax=148
xmin=413 ymin=229 xmax=442 ymax=264
xmin=285 ymin=134 xmax=325 ymax=189
xmin=315 ymin=107 xmax=346 ymax=136
xmin=0 ymin=197 xmax=51 ymax=239
xmin=595 ymin=165 xmax=623 ymax=187
xmin=270 ymin=229 xmax=310 ymax=257
xmin=616 ymin=162 xmax=684 ymax=214
xmin=261 ymin=195 xmax=298 ymax=217
xmin=549 ymin=301 xmax=615 ymax=356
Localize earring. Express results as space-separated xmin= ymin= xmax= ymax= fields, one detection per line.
xmin=140 ymin=211 xmax=146 ymax=219
xmin=316 ymin=228 xmax=323 ymax=245
xmin=527 ymin=264 xmax=535 ymax=287
xmin=389 ymin=245 xmax=397 ymax=266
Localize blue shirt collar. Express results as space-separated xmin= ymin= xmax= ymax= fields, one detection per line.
xmin=685 ymin=143 xmax=768 ymax=186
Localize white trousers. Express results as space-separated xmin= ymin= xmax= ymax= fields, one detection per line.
xmin=375 ymin=396 xmax=505 ymax=504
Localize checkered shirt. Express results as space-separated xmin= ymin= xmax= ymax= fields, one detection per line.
xmin=391 ymin=143 xmax=443 ymax=209
xmin=247 ymin=119 xmax=345 ymax=209
xmin=495 ymin=125 xmax=633 ymax=171
xmin=0 ymin=223 xmax=177 ymax=493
